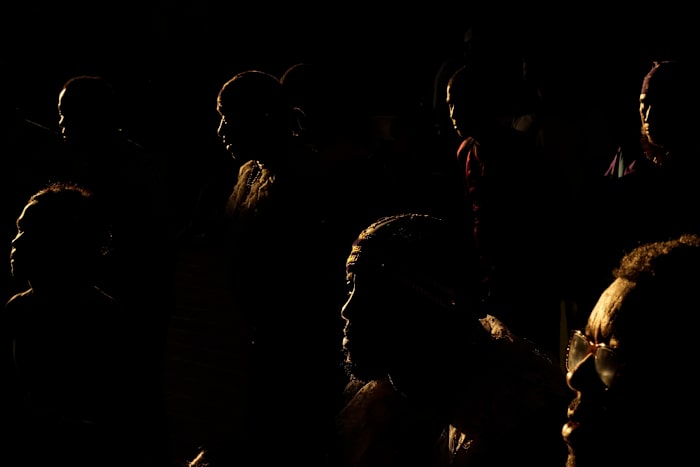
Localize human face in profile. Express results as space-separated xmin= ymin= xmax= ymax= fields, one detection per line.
xmin=216 ymin=99 xmax=269 ymax=164
xmin=446 ymin=81 xmax=467 ymax=139
xmin=341 ymin=268 xmax=399 ymax=382
xmin=562 ymin=277 xmax=669 ymax=467
xmin=639 ymin=91 xmax=677 ymax=151
xmin=216 ymin=100 xmax=235 ymax=156
xmin=341 ymin=244 xmax=439 ymax=383
xmin=10 ymin=201 xmax=52 ymax=282
xmin=58 ymin=87 xmax=111 ymax=146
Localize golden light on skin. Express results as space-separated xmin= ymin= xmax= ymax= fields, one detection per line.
xmin=639 ymin=92 xmax=652 ymax=139
xmin=584 ymin=278 xmax=634 ymax=348
xmin=446 ymin=88 xmax=461 ymax=138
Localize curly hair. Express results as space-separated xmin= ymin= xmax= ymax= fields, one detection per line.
xmin=614 ymin=233 xmax=700 ymax=284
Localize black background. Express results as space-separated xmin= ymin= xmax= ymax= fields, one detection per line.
xmin=7 ymin=2 xmax=700 ymax=204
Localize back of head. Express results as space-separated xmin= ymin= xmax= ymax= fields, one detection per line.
xmin=612 ymin=233 xmax=700 ymax=346
xmin=280 ymin=62 xmax=332 ymax=139
xmin=280 ymin=62 xmax=328 ymax=113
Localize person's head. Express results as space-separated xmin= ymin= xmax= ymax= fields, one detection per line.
xmin=638 ymin=60 xmax=697 ymax=166
xmin=563 ymin=233 xmax=700 ymax=467
xmin=341 ymin=213 xmax=481 ymax=393
xmin=58 ymin=75 xmax=120 ymax=146
xmin=10 ymin=181 xmax=111 ymax=289
xmin=216 ymin=69 xmax=298 ymax=164
xmin=445 ymin=63 xmax=510 ymax=139
xmin=279 ymin=62 xmax=331 ymax=144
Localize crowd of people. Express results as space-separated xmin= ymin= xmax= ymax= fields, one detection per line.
xmin=1 ymin=12 xmax=697 ymax=467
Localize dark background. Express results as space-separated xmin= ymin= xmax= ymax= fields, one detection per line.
xmin=6 ymin=3 xmax=699 ymax=463
xmin=10 ymin=2 xmax=698 ymax=128
xmin=8 ymin=2 xmax=699 ymax=230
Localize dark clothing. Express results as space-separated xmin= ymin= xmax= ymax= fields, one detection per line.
xmin=1 ymin=286 xmax=160 ymax=467
xmin=1 ymin=115 xmax=62 ymax=301
xmin=456 ymin=126 xmax=564 ymax=357
xmin=572 ymin=138 xmax=700 ymax=316
xmin=334 ymin=315 xmax=570 ymax=467
xmin=224 ymin=149 xmax=348 ymax=467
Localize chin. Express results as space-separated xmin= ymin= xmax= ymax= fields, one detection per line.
xmin=343 ymin=357 xmax=386 ymax=384
xmin=566 ymin=444 xmax=629 ymax=467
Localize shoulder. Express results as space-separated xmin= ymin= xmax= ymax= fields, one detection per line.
xmin=338 ymin=377 xmax=406 ymax=424
xmin=6 ymin=289 xmax=33 ymax=309
xmin=89 ymin=285 xmax=119 ymax=303
xmin=457 ymin=137 xmax=477 ymax=159
xmin=3 ymin=289 xmax=34 ymax=327
xmin=479 ymin=314 xmax=515 ymax=341
xmin=481 ymin=314 xmax=562 ymax=378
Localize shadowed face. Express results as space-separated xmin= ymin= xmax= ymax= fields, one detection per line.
xmin=639 ymin=91 xmax=673 ymax=149
xmin=562 ymin=277 xmax=684 ymax=467
xmin=446 ymin=76 xmax=471 ymax=139
xmin=340 ymin=257 xmax=457 ymax=387
xmin=340 ymin=214 xmax=475 ymax=393
xmin=10 ymin=187 xmax=107 ymax=287
xmin=216 ymin=71 xmax=293 ymax=164
xmin=341 ymin=266 xmax=406 ymax=382
xmin=57 ymin=81 xmax=117 ymax=146
xmin=9 ymin=201 xmax=71 ymax=282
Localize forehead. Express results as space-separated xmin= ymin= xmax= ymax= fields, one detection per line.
xmin=586 ymin=278 xmax=635 ymax=342
xmin=16 ymin=200 xmax=50 ymax=233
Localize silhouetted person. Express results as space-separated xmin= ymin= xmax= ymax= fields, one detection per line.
xmin=445 ymin=63 xmax=564 ymax=358
xmin=0 ymin=182 xmax=165 ymax=467
xmin=279 ymin=61 xmax=397 ymax=250
xmin=55 ymin=72 xmax=173 ymax=437
xmin=280 ymin=62 xmax=333 ymax=152
xmin=571 ymin=59 xmax=700 ymax=319
xmin=0 ymin=59 xmax=62 ymax=302
xmin=373 ymin=92 xmax=467 ymax=223
xmin=216 ymin=69 xmax=346 ymax=467
xmin=334 ymin=213 xmax=570 ymax=467
xmin=563 ymin=233 xmax=700 ymax=467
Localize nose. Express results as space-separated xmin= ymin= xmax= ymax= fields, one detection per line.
xmin=11 ymin=231 xmax=23 ymax=250
xmin=566 ymin=352 xmax=606 ymax=392
xmin=216 ymin=117 xmax=226 ymax=139
xmin=340 ymin=301 xmax=351 ymax=324
xmin=340 ymin=286 xmax=356 ymax=321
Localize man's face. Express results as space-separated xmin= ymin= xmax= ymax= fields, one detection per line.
xmin=57 ymin=88 xmax=112 ymax=145
xmin=639 ymin=92 xmax=675 ymax=150
xmin=341 ymin=269 xmax=400 ymax=382
xmin=10 ymin=201 xmax=57 ymax=281
xmin=216 ymin=99 xmax=233 ymax=155
xmin=446 ymin=83 xmax=469 ymax=139
xmin=216 ymin=96 xmax=276 ymax=164
xmin=562 ymin=277 xmax=678 ymax=467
